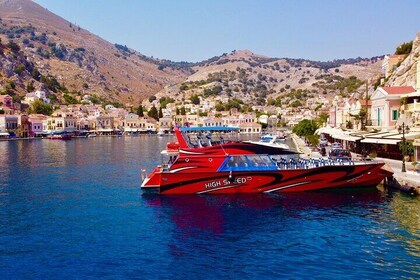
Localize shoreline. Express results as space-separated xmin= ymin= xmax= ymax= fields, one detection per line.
xmin=291 ymin=133 xmax=420 ymax=195
xmin=3 ymin=133 xmax=419 ymax=195
xmin=0 ymin=134 xmax=165 ymax=141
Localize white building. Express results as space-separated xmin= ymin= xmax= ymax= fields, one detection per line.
xmin=23 ymin=90 xmax=50 ymax=105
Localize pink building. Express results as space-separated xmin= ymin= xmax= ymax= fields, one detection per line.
xmin=28 ymin=114 xmax=48 ymax=137
xmin=370 ymin=86 xmax=415 ymax=130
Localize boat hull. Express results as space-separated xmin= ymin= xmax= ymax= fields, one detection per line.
xmin=142 ymin=162 xmax=391 ymax=194
xmin=47 ymin=135 xmax=72 ymax=140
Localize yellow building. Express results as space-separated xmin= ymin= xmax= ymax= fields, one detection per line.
xmin=382 ymin=54 xmax=406 ymax=78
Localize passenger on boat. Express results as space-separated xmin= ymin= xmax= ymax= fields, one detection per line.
xmin=205 ymin=132 xmax=212 ymax=146
xmin=168 ymin=155 xmax=176 ymax=165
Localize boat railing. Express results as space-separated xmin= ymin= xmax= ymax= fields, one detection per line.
xmin=273 ymin=156 xmax=380 ymax=170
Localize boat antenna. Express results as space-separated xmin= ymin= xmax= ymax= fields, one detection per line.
xmin=219 ymin=142 xmax=228 ymax=156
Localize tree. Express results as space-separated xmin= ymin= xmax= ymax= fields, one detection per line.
xmin=137 ymin=104 xmax=144 ymax=117
xmin=290 ymin=100 xmax=302 ymax=107
xmin=180 ymin=106 xmax=186 ymax=115
xmin=148 ymin=105 xmax=158 ymax=120
xmin=292 ymin=119 xmax=318 ymax=137
xmin=190 ymin=94 xmax=200 ymax=105
xmin=30 ymin=99 xmax=53 ymax=115
xmin=26 ymin=81 xmax=35 ymax=92
xmin=399 ymin=141 xmax=414 ymax=157
xmin=148 ymin=96 xmax=156 ymax=103
xmin=7 ymin=40 xmax=20 ymax=53
xmin=159 ymin=96 xmax=174 ymax=108
xmin=315 ymin=113 xmax=328 ymax=127
xmin=395 ymin=41 xmax=413 ymax=55
xmin=158 ymin=107 xmax=163 ymax=118
xmin=14 ymin=64 xmax=25 ymax=76
xmin=63 ymin=94 xmax=79 ymax=104
xmin=215 ymin=103 xmax=225 ymax=112
xmin=176 ymin=107 xmax=180 ymax=115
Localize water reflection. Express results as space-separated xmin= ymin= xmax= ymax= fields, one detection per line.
xmin=0 ymin=137 xmax=419 ymax=278
xmin=389 ymin=192 xmax=420 ymax=258
xmin=142 ymin=190 xmax=385 ymax=235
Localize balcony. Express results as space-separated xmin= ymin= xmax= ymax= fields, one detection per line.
xmin=402 ymin=103 xmax=420 ymax=113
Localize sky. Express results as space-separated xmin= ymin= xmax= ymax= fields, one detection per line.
xmin=33 ymin=0 xmax=420 ymax=63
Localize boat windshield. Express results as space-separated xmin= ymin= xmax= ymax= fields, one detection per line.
xmin=218 ymin=155 xmax=278 ymax=172
xmin=180 ymin=126 xmax=240 ymax=148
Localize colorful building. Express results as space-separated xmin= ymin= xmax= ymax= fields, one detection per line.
xmin=370 ymin=86 xmax=416 ymax=130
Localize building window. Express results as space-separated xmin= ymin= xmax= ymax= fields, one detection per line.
xmin=392 ymin=110 xmax=398 ymax=121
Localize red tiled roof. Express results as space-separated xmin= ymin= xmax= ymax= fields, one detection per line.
xmin=382 ymin=86 xmax=415 ymax=95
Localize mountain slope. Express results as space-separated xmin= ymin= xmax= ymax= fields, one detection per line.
xmin=150 ymin=49 xmax=383 ymax=110
xmin=387 ymin=32 xmax=420 ymax=88
xmin=0 ymin=0 xmax=189 ymax=105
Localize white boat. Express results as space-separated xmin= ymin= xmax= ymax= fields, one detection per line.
xmin=245 ymin=134 xmax=290 ymax=149
xmin=157 ymin=129 xmax=174 ymax=137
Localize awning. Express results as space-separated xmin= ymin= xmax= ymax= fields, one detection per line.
xmin=331 ymin=133 xmax=362 ymax=142
xmin=385 ymin=132 xmax=420 ymax=140
xmin=315 ymin=127 xmax=330 ymax=135
xmin=402 ymin=91 xmax=420 ymax=98
xmin=97 ymin=128 xmax=113 ymax=132
xmin=360 ymin=138 xmax=401 ymax=145
xmin=315 ymin=127 xmax=341 ymax=136
xmin=124 ymin=128 xmax=139 ymax=132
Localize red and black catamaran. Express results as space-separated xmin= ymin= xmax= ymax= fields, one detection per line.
xmin=141 ymin=126 xmax=392 ymax=194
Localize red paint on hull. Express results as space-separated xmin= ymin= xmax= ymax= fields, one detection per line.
xmin=142 ymin=127 xmax=393 ymax=194
xmin=143 ymin=162 xmax=391 ymax=194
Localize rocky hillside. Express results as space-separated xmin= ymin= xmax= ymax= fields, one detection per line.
xmin=0 ymin=0 xmax=387 ymax=112
xmin=387 ymin=32 xmax=420 ymax=88
xmin=0 ymin=0 xmax=190 ymax=106
xmin=150 ymin=49 xmax=383 ymax=110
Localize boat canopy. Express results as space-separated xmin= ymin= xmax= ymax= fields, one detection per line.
xmin=218 ymin=155 xmax=278 ymax=172
xmin=180 ymin=126 xmax=240 ymax=132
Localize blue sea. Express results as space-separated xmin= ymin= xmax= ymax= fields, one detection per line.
xmin=0 ymin=136 xmax=419 ymax=279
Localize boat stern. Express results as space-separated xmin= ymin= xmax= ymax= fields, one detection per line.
xmin=141 ymin=166 xmax=163 ymax=191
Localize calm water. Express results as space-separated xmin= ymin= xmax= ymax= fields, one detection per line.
xmin=0 ymin=137 xmax=419 ymax=279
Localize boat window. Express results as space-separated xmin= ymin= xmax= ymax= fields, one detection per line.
xmin=218 ymin=155 xmax=277 ymax=172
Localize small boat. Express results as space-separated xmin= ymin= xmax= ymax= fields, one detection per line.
xmin=141 ymin=127 xmax=393 ymax=194
xmin=157 ymin=129 xmax=174 ymax=137
xmin=87 ymin=133 xmax=97 ymax=138
xmin=245 ymin=134 xmax=289 ymax=149
xmin=47 ymin=132 xmax=72 ymax=140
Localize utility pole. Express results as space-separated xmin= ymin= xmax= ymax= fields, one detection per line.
xmin=402 ymin=122 xmax=407 ymax=172
xmin=364 ymin=80 xmax=369 ymax=130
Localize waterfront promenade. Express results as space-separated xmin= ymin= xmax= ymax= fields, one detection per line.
xmin=291 ymin=133 xmax=420 ymax=194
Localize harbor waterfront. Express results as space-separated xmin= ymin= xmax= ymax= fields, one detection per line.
xmin=0 ymin=136 xmax=419 ymax=279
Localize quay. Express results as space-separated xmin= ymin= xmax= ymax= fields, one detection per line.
xmin=291 ymin=133 xmax=420 ymax=195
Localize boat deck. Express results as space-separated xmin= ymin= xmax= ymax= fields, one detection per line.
xmin=272 ymin=157 xmax=379 ymax=170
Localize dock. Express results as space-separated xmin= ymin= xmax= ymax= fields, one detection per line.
xmin=291 ymin=134 xmax=420 ymax=195
xmin=378 ymin=157 xmax=420 ymax=195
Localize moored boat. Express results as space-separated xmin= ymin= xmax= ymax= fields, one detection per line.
xmin=47 ymin=131 xmax=72 ymax=140
xmin=244 ymin=134 xmax=289 ymax=150
xmin=141 ymin=127 xmax=393 ymax=194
